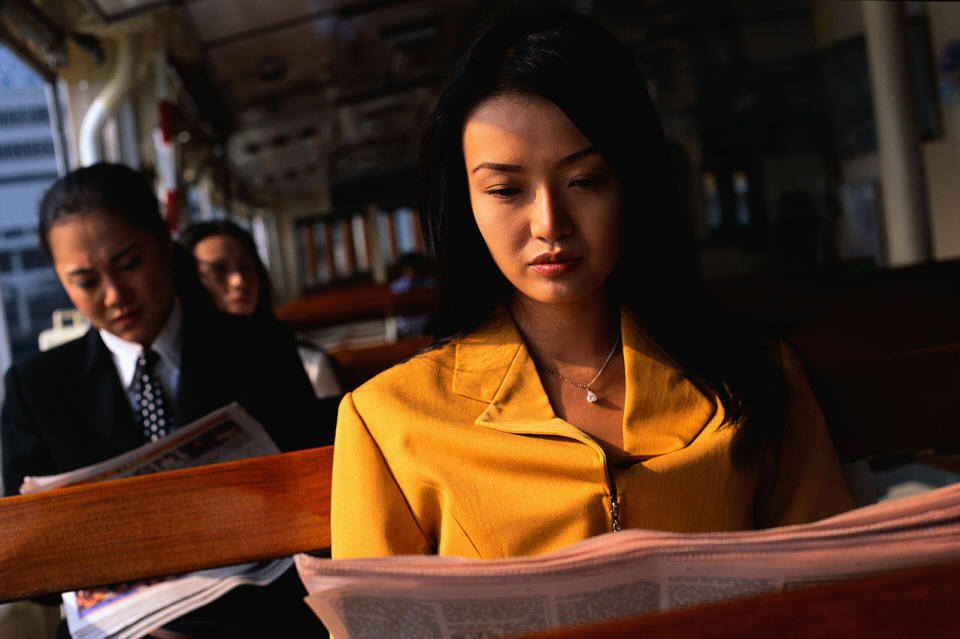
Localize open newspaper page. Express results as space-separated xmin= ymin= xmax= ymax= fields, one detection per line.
xmin=20 ymin=403 xmax=288 ymax=639
xmin=20 ymin=402 xmax=278 ymax=493
xmin=296 ymin=483 xmax=960 ymax=639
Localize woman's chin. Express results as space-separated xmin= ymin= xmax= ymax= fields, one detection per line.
xmin=223 ymin=300 xmax=255 ymax=316
xmin=511 ymin=278 xmax=611 ymax=309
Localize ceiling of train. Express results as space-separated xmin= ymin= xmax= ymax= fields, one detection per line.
xmin=17 ymin=0 xmax=817 ymax=207
xmin=179 ymin=0 xmax=484 ymax=200
xmin=180 ymin=0 xmax=815 ymax=204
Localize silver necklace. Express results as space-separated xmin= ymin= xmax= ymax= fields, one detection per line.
xmin=543 ymin=336 xmax=621 ymax=404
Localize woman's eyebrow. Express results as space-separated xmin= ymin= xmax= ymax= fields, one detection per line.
xmin=109 ymin=244 xmax=140 ymax=264
xmin=471 ymin=161 xmax=524 ymax=174
xmin=65 ymin=243 xmax=140 ymax=277
xmin=556 ymin=146 xmax=600 ymax=167
xmin=66 ymin=266 xmax=94 ymax=277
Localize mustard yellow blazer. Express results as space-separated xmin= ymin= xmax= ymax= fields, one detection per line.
xmin=331 ymin=309 xmax=855 ymax=560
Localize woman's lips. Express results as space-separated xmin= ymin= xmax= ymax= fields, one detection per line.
xmin=529 ymin=252 xmax=581 ymax=276
xmin=112 ymin=309 xmax=141 ymax=329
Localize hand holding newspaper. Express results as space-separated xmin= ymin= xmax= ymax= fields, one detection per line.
xmin=296 ymin=482 xmax=960 ymax=639
xmin=20 ymin=403 xmax=290 ymax=639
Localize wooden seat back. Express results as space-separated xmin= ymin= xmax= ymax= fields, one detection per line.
xmin=0 ymin=447 xmax=332 ymax=602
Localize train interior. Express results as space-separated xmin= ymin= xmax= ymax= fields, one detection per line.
xmin=1 ymin=0 xmax=960 ymax=635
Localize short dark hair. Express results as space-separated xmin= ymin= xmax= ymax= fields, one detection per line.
xmin=418 ymin=9 xmax=786 ymax=462
xmin=178 ymin=219 xmax=274 ymax=317
xmin=38 ymin=162 xmax=169 ymax=259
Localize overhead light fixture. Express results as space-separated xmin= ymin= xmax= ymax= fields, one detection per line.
xmin=77 ymin=0 xmax=174 ymax=23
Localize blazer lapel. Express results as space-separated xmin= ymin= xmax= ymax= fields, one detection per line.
xmin=452 ymin=307 xmax=724 ymax=456
xmin=619 ymin=309 xmax=722 ymax=456
xmin=74 ymin=329 xmax=144 ymax=452
xmin=453 ymin=310 xmax=591 ymax=443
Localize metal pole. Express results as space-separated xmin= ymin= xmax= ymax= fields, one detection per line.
xmin=862 ymin=1 xmax=932 ymax=265
xmin=78 ymin=33 xmax=137 ymax=166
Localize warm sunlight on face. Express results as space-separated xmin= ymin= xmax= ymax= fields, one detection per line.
xmin=463 ymin=94 xmax=622 ymax=310
xmin=47 ymin=209 xmax=175 ymax=345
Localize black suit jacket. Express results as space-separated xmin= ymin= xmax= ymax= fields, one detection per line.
xmin=1 ymin=308 xmax=336 ymax=636
xmin=1 ymin=307 xmax=336 ymax=495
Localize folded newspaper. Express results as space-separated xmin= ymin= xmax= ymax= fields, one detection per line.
xmin=296 ymin=482 xmax=960 ymax=639
xmin=20 ymin=403 xmax=290 ymax=639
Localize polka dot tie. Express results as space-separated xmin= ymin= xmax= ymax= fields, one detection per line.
xmin=133 ymin=348 xmax=173 ymax=442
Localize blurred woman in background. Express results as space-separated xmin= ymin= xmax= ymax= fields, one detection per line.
xmin=179 ymin=219 xmax=343 ymax=400
xmin=179 ymin=220 xmax=269 ymax=317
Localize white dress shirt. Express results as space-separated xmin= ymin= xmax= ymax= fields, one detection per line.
xmin=100 ymin=299 xmax=182 ymax=414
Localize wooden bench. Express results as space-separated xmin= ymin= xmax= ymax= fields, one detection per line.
xmin=275 ymin=282 xmax=437 ymax=331
xmin=0 ymin=447 xmax=332 ymax=602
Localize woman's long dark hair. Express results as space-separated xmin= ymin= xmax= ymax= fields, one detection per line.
xmin=419 ymin=9 xmax=786 ymax=468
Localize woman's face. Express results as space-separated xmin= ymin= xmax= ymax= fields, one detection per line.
xmin=462 ymin=94 xmax=622 ymax=309
xmin=192 ymin=234 xmax=261 ymax=315
xmin=47 ymin=209 xmax=175 ymax=345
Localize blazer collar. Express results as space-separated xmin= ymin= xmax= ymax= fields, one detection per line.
xmin=75 ymin=328 xmax=144 ymax=452
xmin=453 ymin=308 xmax=721 ymax=456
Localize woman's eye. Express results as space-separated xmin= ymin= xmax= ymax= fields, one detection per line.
xmin=486 ymin=186 xmax=522 ymax=199
xmin=119 ymin=256 xmax=143 ymax=270
xmin=569 ymin=175 xmax=607 ymax=189
xmin=76 ymin=278 xmax=97 ymax=289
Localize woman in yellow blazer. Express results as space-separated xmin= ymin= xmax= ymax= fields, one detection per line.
xmin=332 ymin=10 xmax=855 ymax=560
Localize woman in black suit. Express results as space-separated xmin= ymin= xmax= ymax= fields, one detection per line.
xmin=1 ymin=162 xmax=329 ymax=637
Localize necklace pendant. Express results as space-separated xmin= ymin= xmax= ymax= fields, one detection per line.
xmin=585 ymin=389 xmax=598 ymax=404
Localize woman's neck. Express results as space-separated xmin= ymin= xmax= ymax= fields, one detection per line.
xmin=510 ymin=289 xmax=620 ymax=370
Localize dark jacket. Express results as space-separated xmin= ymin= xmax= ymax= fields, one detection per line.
xmin=2 ymin=308 xmax=335 ymax=495
xmin=1 ymin=307 xmax=334 ymax=637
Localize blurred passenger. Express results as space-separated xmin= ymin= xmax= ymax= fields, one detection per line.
xmin=179 ymin=220 xmax=268 ymax=317
xmin=1 ymin=163 xmax=328 ymax=637
xmin=179 ymin=220 xmax=343 ymax=399
xmin=772 ymin=189 xmax=838 ymax=273
xmin=388 ymin=252 xmax=437 ymax=294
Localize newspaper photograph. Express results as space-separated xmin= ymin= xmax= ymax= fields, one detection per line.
xmin=19 ymin=402 xmax=279 ymax=494
xmin=20 ymin=403 xmax=288 ymax=639
xmin=296 ymin=483 xmax=960 ymax=639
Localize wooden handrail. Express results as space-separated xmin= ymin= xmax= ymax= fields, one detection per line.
xmin=0 ymin=447 xmax=332 ymax=603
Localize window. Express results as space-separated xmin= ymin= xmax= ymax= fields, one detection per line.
xmin=0 ymin=45 xmax=70 ymax=370
xmin=0 ymin=105 xmax=49 ymax=125
xmin=0 ymin=139 xmax=55 ymax=160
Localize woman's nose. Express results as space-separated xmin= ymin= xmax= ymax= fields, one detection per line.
xmin=227 ymin=271 xmax=246 ymax=290
xmin=530 ymin=186 xmax=573 ymax=242
xmin=103 ymin=277 xmax=126 ymax=307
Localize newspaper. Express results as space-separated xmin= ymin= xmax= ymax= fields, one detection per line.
xmin=21 ymin=403 xmax=290 ymax=639
xmin=296 ymin=482 xmax=960 ymax=639
xmin=20 ymin=403 xmax=279 ymax=493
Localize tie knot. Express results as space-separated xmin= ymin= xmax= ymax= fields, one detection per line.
xmin=138 ymin=348 xmax=160 ymax=369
